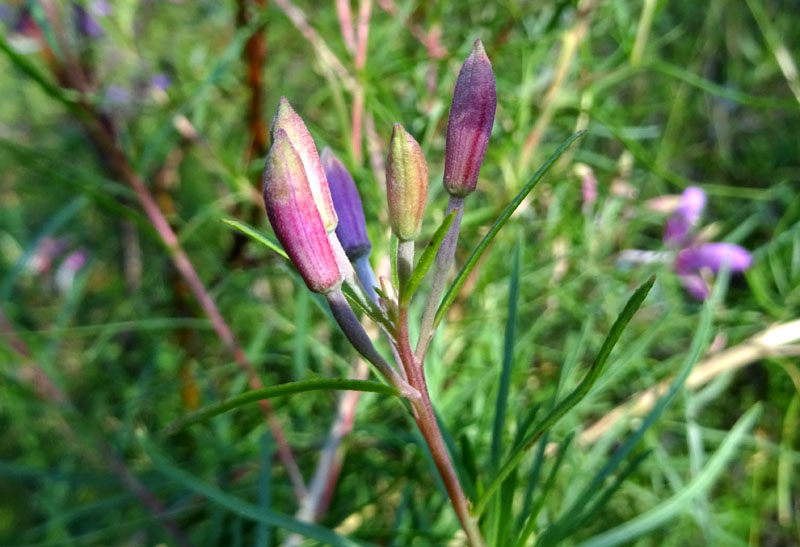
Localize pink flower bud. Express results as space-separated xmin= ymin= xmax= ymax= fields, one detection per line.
xmin=263 ymin=130 xmax=342 ymax=294
xmin=443 ymin=39 xmax=497 ymax=197
xmin=270 ymin=97 xmax=338 ymax=233
xmin=386 ymin=124 xmax=429 ymax=241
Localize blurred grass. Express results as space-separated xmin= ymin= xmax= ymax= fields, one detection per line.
xmin=1 ymin=0 xmax=799 ymax=545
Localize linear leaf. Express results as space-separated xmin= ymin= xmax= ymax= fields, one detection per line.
xmin=579 ymin=404 xmax=762 ymax=547
xmin=220 ymin=218 xmax=288 ymax=260
xmin=491 ymin=240 xmax=521 ymax=469
xmin=434 ymin=131 xmax=585 ymax=328
xmin=144 ymin=439 xmax=363 ymax=546
xmin=514 ymin=433 xmax=575 ymax=547
xmin=472 ymin=275 xmax=655 ymax=517
xmin=400 ymin=209 xmax=457 ymax=305
xmin=166 ymin=379 xmax=400 ymax=434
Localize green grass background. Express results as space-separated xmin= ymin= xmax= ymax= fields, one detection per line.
xmin=1 ymin=0 xmax=798 ymax=545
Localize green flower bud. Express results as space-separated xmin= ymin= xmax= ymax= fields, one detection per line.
xmin=386 ymin=124 xmax=428 ymax=241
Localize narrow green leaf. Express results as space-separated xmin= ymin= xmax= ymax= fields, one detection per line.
xmin=434 ymin=131 xmax=585 ymax=328
xmin=166 ymin=379 xmax=400 ymax=434
xmin=400 ymin=209 xmax=457 ymax=305
xmin=256 ymin=433 xmax=273 ymax=547
xmin=538 ymin=450 xmax=650 ymax=546
xmin=579 ymin=404 xmax=762 ymax=547
xmin=564 ymin=268 xmax=727 ymax=521
xmin=143 ymin=439 xmax=362 ymax=546
xmin=514 ymin=433 xmax=575 ymax=547
xmin=0 ymin=32 xmax=81 ymax=110
xmin=491 ymin=241 xmax=521 ymax=469
xmin=473 ymin=275 xmax=655 ymax=517
xmin=220 ymin=218 xmax=288 ymax=260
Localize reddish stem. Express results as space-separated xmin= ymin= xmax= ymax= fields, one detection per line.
xmin=396 ymin=307 xmax=484 ymax=546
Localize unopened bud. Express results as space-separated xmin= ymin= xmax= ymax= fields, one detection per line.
xmin=271 ymin=97 xmax=338 ymax=232
xmin=443 ymin=39 xmax=497 ymax=197
xmin=386 ymin=124 xmax=428 ymax=241
xmin=263 ymin=130 xmax=342 ymax=294
xmin=321 ymin=148 xmax=372 ymax=261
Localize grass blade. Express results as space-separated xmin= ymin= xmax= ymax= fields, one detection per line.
xmin=491 ymin=241 xmax=521 ymax=469
xmin=472 ymin=275 xmax=655 ymax=517
xmin=220 ymin=218 xmax=288 ymax=260
xmin=433 ymin=131 xmax=585 ymax=328
xmin=143 ymin=439 xmax=363 ymax=546
xmin=400 ymin=209 xmax=457 ymax=305
xmin=166 ymin=379 xmax=400 ymax=434
xmin=579 ymin=404 xmax=762 ymax=547
xmin=514 ymin=433 xmax=575 ymax=547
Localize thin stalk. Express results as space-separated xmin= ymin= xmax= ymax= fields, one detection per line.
xmin=326 ymin=289 xmax=418 ymax=399
xmin=397 ymin=307 xmax=484 ymax=546
xmin=397 ymin=240 xmax=415 ymax=289
xmin=415 ymin=196 xmax=463 ymax=361
xmin=354 ymin=254 xmax=379 ymax=304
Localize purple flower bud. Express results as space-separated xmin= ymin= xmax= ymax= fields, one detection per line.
xmin=676 ymin=243 xmax=753 ymax=274
xmin=679 ymin=272 xmax=710 ymax=300
xmin=386 ymin=124 xmax=428 ymax=241
xmin=270 ymin=98 xmax=337 ymax=233
xmin=443 ymin=39 xmax=497 ymax=198
xmin=664 ymin=186 xmax=707 ymax=245
xmin=321 ymin=148 xmax=371 ymax=261
xmin=263 ymin=130 xmax=342 ymax=294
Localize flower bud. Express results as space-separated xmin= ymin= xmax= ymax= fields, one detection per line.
xmin=271 ymin=97 xmax=338 ymax=232
xmin=443 ymin=39 xmax=497 ymax=197
xmin=263 ymin=130 xmax=342 ymax=294
xmin=386 ymin=124 xmax=428 ymax=241
xmin=321 ymin=147 xmax=371 ymax=260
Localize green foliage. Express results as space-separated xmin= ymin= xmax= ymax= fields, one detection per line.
xmin=1 ymin=1 xmax=798 ymax=545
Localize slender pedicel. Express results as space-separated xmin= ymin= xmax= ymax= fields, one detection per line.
xmin=416 ymin=39 xmax=497 ymax=360
xmin=326 ymin=289 xmax=418 ymax=400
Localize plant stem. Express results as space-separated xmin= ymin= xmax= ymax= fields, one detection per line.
xmin=415 ymin=196 xmax=464 ymax=361
xmin=326 ymin=289 xmax=418 ymax=399
xmin=397 ymin=307 xmax=484 ymax=546
xmin=397 ymin=239 xmax=415 ymax=289
xmin=354 ymin=254 xmax=379 ymax=304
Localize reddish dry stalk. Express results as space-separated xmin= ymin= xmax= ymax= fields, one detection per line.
xmin=86 ymin=127 xmax=306 ymax=498
xmin=349 ymin=0 xmax=371 ymax=165
xmin=236 ymin=0 xmax=269 ymax=164
xmin=335 ymin=0 xmax=356 ymax=54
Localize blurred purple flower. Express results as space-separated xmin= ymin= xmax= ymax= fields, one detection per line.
xmin=73 ymin=3 xmax=103 ymax=38
xmin=676 ymin=243 xmax=753 ymax=274
xmin=662 ymin=187 xmax=752 ymax=300
xmin=150 ymin=72 xmax=171 ymax=91
xmin=104 ymin=84 xmax=130 ymax=105
xmin=664 ymin=186 xmax=706 ymax=245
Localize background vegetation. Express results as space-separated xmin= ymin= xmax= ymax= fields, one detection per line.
xmin=1 ymin=0 xmax=798 ymax=545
